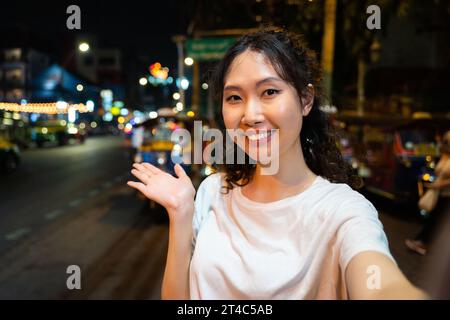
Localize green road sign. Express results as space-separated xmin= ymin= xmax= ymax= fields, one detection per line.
xmin=186 ymin=38 xmax=237 ymax=61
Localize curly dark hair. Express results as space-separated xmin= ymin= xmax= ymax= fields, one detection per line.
xmin=211 ymin=26 xmax=362 ymax=192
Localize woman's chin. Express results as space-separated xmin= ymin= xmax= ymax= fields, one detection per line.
xmin=241 ymin=145 xmax=275 ymax=164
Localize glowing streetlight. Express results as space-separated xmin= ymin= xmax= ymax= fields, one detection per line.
xmin=149 ymin=111 xmax=158 ymax=119
xmin=86 ymin=100 xmax=95 ymax=112
xmin=56 ymin=101 xmax=68 ymax=110
xmin=139 ymin=77 xmax=148 ymax=86
xmin=180 ymin=78 xmax=189 ymax=90
xmin=184 ymin=57 xmax=194 ymax=66
xmin=201 ymin=83 xmax=209 ymax=90
xmin=78 ymin=42 xmax=90 ymax=52
xmin=172 ymin=92 xmax=181 ymax=100
xmin=176 ymin=102 xmax=183 ymax=111
xmin=76 ymin=84 xmax=84 ymax=92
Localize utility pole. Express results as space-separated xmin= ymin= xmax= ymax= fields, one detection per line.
xmin=192 ymin=55 xmax=200 ymax=114
xmin=321 ymin=0 xmax=337 ymax=103
xmin=357 ymin=57 xmax=366 ymax=115
xmin=172 ymin=35 xmax=186 ymax=109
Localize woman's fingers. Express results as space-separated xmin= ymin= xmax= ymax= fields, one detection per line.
xmin=131 ymin=169 xmax=151 ymax=184
xmin=127 ymin=181 xmax=147 ymax=194
xmin=133 ymin=162 xmax=161 ymax=177
xmin=133 ymin=162 xmax=150 ymax=174
xmin=142 ymin=162 xmax=161 ymax=175
xmin=174 ymin=163 xmax=187 ymax=178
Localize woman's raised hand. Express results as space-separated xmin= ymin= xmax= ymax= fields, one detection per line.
xmin=127 ymin=163 xmax=196 ymax=222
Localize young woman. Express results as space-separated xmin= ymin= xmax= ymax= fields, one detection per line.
xmin=127 ymin=27 xmax=425 ymax=300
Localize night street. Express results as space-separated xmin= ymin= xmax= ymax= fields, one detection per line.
xmin=0 ymin=136 xmax=169 ymax=299
xmin=0 ymin=135 xmax=431 ymax=299
xmin=1 ymin=0 xmax=449 ymax=303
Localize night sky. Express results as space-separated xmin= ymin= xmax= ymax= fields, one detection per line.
xmin=0 ymin=0 xmax=190 ymax=71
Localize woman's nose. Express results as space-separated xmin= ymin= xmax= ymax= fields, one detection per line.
xmin=241 ymin=99 xmax=265 ymax=126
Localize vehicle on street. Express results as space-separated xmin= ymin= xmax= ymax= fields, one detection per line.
xmin=335 ymin=113 xmax=449 ymax=206
xmin=31 ymin=119 xmax=86 ymax=147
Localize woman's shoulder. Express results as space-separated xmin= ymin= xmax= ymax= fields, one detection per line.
xmin=197 ymin=172 xmax=224 ymax=189
xmin=315 ymin=177 xmax=377 ymax=217
xmin=196 ymin=172 xmax=226 ymax=198
xmin=193 ymin=172 xmax=226 ymax=230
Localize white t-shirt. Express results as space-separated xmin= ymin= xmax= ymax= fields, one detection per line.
xmin=189 ymin=173 xmax=395 ymax=300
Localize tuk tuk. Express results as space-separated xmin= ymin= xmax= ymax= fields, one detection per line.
xmin=134 ymin=116 xmax=191 ymax=177
xmin=31 ymin=119 xmax=86 ymax=147
xmin=335 ymin=113 xmax=449 ymax=204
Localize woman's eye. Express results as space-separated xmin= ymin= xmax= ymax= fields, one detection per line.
xmin=263 ymin=89 xmax=280 ymax=97
xmin=226 ymin=95 xmax=241 ymax=102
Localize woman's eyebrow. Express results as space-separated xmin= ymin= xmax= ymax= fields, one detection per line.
xmin=224 ymin=77 xmax=283 ymax=92
xmin=255 ymin=77 xmax=283 ymax=87
xmin=223 ymin=84 xmax=242 ymax=92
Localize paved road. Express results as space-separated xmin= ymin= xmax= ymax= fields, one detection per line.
xmin=0 ymin=136 xmax=132 ymax=254
xmin=0 ymin=135 xmax=169 ymax=299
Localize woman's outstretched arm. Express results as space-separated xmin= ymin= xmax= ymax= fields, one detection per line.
xmin=127 ymin=163 xmax=196 ymax=300
xmin=346 ymin=251 xmax=428 ymax=299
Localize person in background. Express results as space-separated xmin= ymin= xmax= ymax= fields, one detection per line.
xmin=130 ymin=124 xmax=145 ymax=163
xmin=405 ymin=131 xmax=450 ymax=255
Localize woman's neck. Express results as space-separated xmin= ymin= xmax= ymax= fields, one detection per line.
xmin=242 ymin=142 xmax=317 ymax=203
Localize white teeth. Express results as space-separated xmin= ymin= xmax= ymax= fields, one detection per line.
xmin=247 ymin=131 xmax=271 ymax=141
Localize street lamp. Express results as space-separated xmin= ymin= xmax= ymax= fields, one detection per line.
xmin=149 ymin=111 xmax=158 ymax=119
xmin=180 ymin=78 xmax=189 ymax=90
xmin=139 ymin=77 xmax=148 ymax=86
xmin=78 ymin=42 xmax=90 ymax=53
xmin=184 ymin=57 xmax=194 ymax=66
xmin=173 ymin=35 xmax=186 ymax=109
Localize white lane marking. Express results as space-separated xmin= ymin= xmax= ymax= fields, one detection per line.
xmin=68 ymin=198 xmax=83 ymax=207
xmin=45 ymin=209 xmax=64 ymax=220
xmin=5 ymin=227 xmax=31 ymax=241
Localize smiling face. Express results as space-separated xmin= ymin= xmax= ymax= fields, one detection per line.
xmin=221 ymin=49 xmax=313 ymax=163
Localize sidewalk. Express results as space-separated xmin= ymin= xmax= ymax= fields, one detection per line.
xmin=379 ymin=212 xmax=430 ymax=289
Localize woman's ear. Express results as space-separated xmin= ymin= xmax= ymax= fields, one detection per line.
xmin=301 ymin=84 xmax=314 ymax=116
